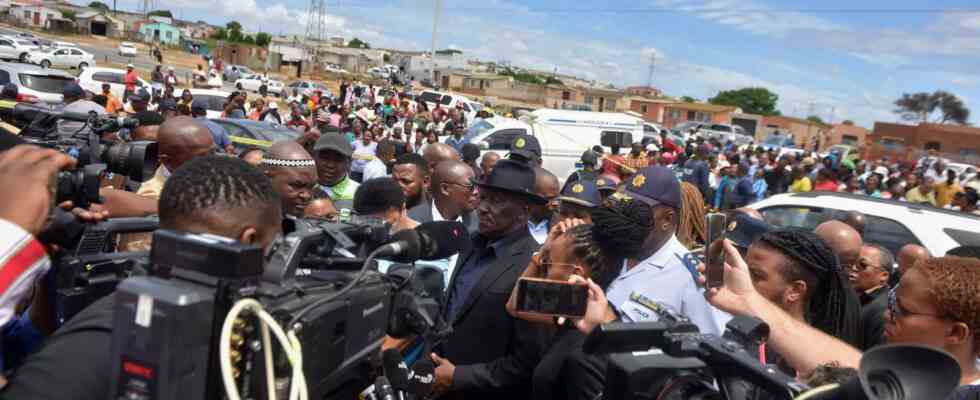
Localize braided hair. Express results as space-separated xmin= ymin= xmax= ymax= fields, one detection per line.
xmin=565 ymin=224 xmax=615 ymax=290
xmin=757 ymin=230 xmax=864 ymax=347
xmin=160 ymin=156 xmax=281 ymax=229
xmin=678 ymin=182 xmax=707 ymax=249
xmin=591 ymin=197 xmax=653 ymax=260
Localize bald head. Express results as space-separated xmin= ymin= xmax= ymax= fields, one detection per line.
xmin=264 ymin=140 xmax=317 ymax=216
xmin=423 ymin=143 xmax=462 ymax=171
xmin=814 ymin=220 xmax=863 ymax=269
xmin=266 ymin=140 xmax=315 ymax=162
xmin=842 ymin=211 xmax=866 ymax=235
xmin=432 ymin=160 xmax=473 ymax=191
xmin=480 ymin=151 xmax=500 ymax=179
xmin=157 ymin=116 xmax=216 ymax=171
xmin=896 ymin=244 xmax=930 ymax=275
xmin=431 ymin=160 xmax=476 ymax=217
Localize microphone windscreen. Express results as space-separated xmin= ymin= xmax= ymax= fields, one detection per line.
xmin=416 ymin=221 xmax=470 ymax=260
xmin=381 ymin=349 xmax=411 ymax=390
xmin=384 ymin=228 xmax=421 ymax=263
xmin=409 ymin=358 xmax=436 ymax=397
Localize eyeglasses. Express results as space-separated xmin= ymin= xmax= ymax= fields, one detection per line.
xmin=847 ymin=259 xmax=880 ymax=273
xmin=887 ymin=287 xmax=944 ymax=323
xmin=447 ymin=182 xmax=476 ymax=192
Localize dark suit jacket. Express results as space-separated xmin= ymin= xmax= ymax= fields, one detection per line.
xmin=407 ymin=199 xmax=479 ymax=236
xmin=860 ymin=286 xmax=889 ymax=350
xmin=437 ymin=229 xmax=543 ymax=400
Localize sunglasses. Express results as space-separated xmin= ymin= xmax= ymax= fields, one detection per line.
xmin=887 ymin=287 xmax=944 ymax=323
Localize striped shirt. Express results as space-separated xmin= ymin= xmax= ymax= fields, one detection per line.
xmin=0 ymin=219 xmax=50 ymax=327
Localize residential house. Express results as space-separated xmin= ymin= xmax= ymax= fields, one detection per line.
xmin=626 ymin=86 xmax=663 ymax=98
xmin=328 ymin=36 xmax=345 ymax=47
xmin=628 ymin=97 xmax=674 ymax=123
xmin=75 ymin=10 xmax=124 ymax=37
xmin=149 ymin=15 xmax=172 ymax=25
xmin=213 ymin=42 xmax=268 ymax=67
xmin=828 ymin=123 xmax=870 ymax=149
xmin=401 ymin=53 xmax=465 ymax=81
xmin=433 ymin=69 xmax=512 ymax=93
xmin=761 ymin=116 xmax=832 ymax=151
xmin=318 ymin=47 xmax=385 ymax=74
xmin=11 ymin=5 xmax=60 ymax=28
xmin=731 ymin=113 xmax=765 ymax=140
xmin=661 ymin=102 xmax=737 ymax=128
xmin=139 ymin=21 xmax=181 ymax=45
xmin=179 ymin=22 xmax=215 ymax=40
xmin=867 ymin=122 xmax=980 ymax=165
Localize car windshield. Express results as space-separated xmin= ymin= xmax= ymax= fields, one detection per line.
xmin=417 ymin=92 xmax=441 ymax=104
xmin=463 ymin=119 xmax=496 ymax=143
xmin=19 ymin=73 xmax=73 ymax=93
xmin=710 ymin=124 xmax=732 ymax=132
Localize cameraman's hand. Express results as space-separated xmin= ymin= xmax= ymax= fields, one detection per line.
xmin=695 ymin=240 xmax=761 ymax=317
xmin=0 ymin=145 xmax=76 ymax=235
xmin=58 ymin=201 xmax=110 ymax=223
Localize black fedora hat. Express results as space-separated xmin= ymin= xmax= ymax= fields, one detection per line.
xmin=473 ymin=159 xmax=547 ymax=204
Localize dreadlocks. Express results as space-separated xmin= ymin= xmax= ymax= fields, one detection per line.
xmin=678 ymin=181 xmax=707 ymax=249
xmin=591 ymin=197 xmax=653 ymax=260
xmin=565 ymin=224 xmax=614 ymax=290
xmin=756 ymin=230 xmax=864 ymax=348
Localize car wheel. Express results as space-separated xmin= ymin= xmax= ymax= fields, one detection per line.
xmin=18 ymin=53 xmax=27 ymax=63
xmin=40 ymin=60 xmax=50 ymax=68
xmin=78 ymin=62 xmax=88 ymax=70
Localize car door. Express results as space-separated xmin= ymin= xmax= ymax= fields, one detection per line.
xmin=69 ymin=49 xmax=84 ymax=67
xmin=0 ymin=39 xmax=16 ymax=59
xmin=51 ymin=49 xmax=69 ymax=67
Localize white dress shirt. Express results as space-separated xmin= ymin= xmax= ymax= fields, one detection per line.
xmin=528 ymin=219 xmax=550 ymax=245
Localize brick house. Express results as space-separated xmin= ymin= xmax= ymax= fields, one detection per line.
xmin=626 ymin=85 xmax=663 ymax=98
xmin=661 ymin=102 xmax=737 ymax=128
xmin=828 ymin=123 xmax=870 ymax=149
xmin=628 ymin=97 xmax=673 ymax=123
xmin=761 ymin=116 xmax=832 ymax=151
xmin=867 ymin=122 xmax=980 ymax=165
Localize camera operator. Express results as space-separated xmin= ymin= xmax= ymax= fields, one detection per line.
xmin=591 ymin=166 xmax=728 ymax=335
xmin=505 ymin=219 xmax=614 ymax=400
xmin=1 ymin=155 xmax=282 ymax=400
xmin=353 ymin=177 xmax=419 ymax=234
xmin=431 ymin=159 xmax=546 ymax=400
xmin=57 ymin=83 xmax=107 ymax=138
xmin=850 ymin=244 xmax=895 ymax=350
xmin=261 ymin=140 xmax=317 ymax=218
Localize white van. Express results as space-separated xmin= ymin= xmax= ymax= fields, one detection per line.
xmin=416 ymin=90 xmax=482 ymax=121
xmin=461 ymin=109 xmax=644 ymax=181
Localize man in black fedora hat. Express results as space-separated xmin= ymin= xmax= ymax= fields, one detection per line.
xmin=430 ymin=159 xmax=546 ymax=400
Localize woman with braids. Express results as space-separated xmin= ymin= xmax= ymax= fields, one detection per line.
xmin=677 ymin=181 xmax=708 ymax=249
xmin=506 ymin=219 xmax=615 ymax=400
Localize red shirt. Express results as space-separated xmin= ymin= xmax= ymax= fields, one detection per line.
xmin=124 ymin=70 xmax=139 ymax=91
xmin=602 ymin=154 xmax=626 ymax=180
xmin=814 ymin=180 xmax=839 ymax=192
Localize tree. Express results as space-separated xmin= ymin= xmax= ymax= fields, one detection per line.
xmin=254 ymin=32 xmax=271 ymax=47
xmin=88 ymin=1 xmax=110 ymax=11
xmin=806 ymin=115 xmax=826 ymax=125
xmin=545 ymin=76 xmax=562 ymax=85
xmin=227 ymin=29 xmax=243 ymax=43
xmin=680 ymin=96 xmax=698 ymax=103
xmin=842 ymin=120 xmax=855 ymax=126
xmin=894 ymin=91 xmax=970 ymax=125
xmin=147 ymin=10 xmax=173 ymax=18
xmin=708 ymin=87 xmax=781 ymax=116
xmin=211 ymin=28 xmax=227 ymax=40
xmin=226 ymin=21 xmax=243 ymax=33
xmin=62 ymin=10 xmax=76 ymax=21
xmin=241 ymin=35 xmax=255 ymax=45
xmin=347 ymin=38 xmax=370 ymax=49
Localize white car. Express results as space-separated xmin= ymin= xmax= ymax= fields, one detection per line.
xmin=188 ymin=88 xmax=232 ymax=119
xmin=416 ymin=90 xmax=483 ymax=121
xmin=234 ymin=74 xmax=284 ymax=96
xmin=324 ymin=63 xmax=347 ymax=74
xmin=0 ymin=37 xmax=40 ymax=63
xmin=78 ymin=67 xmax=150 ymax=100
xmin=749 ymin=191 xmax=980 ymax=256
xmin=118 ymin=42 xmax=138 ymax=57
xmin=27 ymin=47 xmax=94 ymax=69
xmin=48 ymin=41 xmax=77 ymax=50
xmin=0 ymin=62 xmax=75 ymax=103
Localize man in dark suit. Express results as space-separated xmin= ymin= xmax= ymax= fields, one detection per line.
xmin=430 ymin=159 xmax=546 ymax=400
xmin=408 ymin=160 xmax=479 ymax=235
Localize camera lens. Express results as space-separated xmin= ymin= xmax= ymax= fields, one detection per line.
xmin=55 ymin=166 xmax=100 ymax=207
xmin=102 ymin=141 xmax=159 ymax=182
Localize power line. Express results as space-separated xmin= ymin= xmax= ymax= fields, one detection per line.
xmin=324 ymin=4 xmax=980 ymax=14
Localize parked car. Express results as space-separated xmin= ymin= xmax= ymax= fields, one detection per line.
xmin=118 ymin=42 xmax=138 ymax=57
xmin=47 ymin=41 xmax=77 ymax=50
xmin=234 ymin=74 xmax=285 ymax=97
xmin=188 ymin=88 xmax=232 ymax=119
xmin=285 ymin=80 xmax=331 ymax=98
xmin=750 ymin=191 xmax=980 ymax=256
xmin=222 ymin=65 xmax=253 ymax=81
xmin=211 ymin=118 xmax=301 ymax=152
xmin=0 ymin=62 xmax=76 ymax=103
xmin=78 ymin=67 xmax=151 ymax=100
xmin=759 ymin=132 xmax=805 ymax=159
xmin=697 ymin=123 xmax=754 ymax=146
xmin=947 ymin=162 xmax=979 ymax=183
xmin=0 ymin=37 xmax=40 ymax=63
xmin=416 ymin=90 xmax=483 ymax=121
xmin=368 ymin=67 xmax=389 ymax=79
xmin=324 ymin=63 xmax=347 ymax=74
xmin=26 ymin=47 xmax=94 ymax=70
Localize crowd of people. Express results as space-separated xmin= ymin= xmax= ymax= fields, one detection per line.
xmin=0 ymin=61 xmax=978 ymax=400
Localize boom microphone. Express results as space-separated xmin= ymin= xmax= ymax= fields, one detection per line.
xmin=415 ymin=221 xmax=470 ymax=261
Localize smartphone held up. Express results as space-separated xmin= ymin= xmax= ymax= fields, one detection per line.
xmin=515 ymin=277 xmax=589 ymax=318
xmin=705 ymin=213 xmax=727 ymax=289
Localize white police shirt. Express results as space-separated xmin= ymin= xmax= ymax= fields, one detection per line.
xmin=605 ymin=235 xmax=731 ymax=336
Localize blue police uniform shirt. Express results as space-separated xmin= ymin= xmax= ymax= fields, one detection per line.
xmin=195 ymin=117 xmax=232 ymax=150
xmin=605 ymin=234 xmax=730 ymax=336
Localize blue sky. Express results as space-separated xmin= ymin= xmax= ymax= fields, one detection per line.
xmin=101 ymin=0 xmax=980 ymax=127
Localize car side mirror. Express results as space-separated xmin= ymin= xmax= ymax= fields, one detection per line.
xmin=479 ymin=141 xmax=489 ymax=151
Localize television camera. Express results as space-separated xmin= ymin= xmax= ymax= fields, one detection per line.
xmin=585 ymin=299 xmax=962 ymax=400
xmin=108 ymin=219 xmax=468 ymax=400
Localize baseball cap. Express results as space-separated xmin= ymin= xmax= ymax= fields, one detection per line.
xmin=559 ymin=180 xmax=601 ymax=208
xmin=62 ymin=83 xmax=84 ymax=98
xmin=595 ymin=176 xmax=617 ymax=193
xmin=509 ymin=134 xmax=541 ymax=162
xmin=126 ymin=63 xmax=134 ymax=68
xmin=268 ymin=101 xmax=278 ymax=110
xmin=130 ymin=88 xmax=150 ymax=102
xmin=314 ymin=132 xmax=354 ymax=158
xmin=726 ymin=211 xmax=771 ymax=250
xmin=580 ymin=150 xmax=598 ymax=166
xmin=618 ymin=166 xmax=681 ymax=209
xmin=1 ymin=83 xmax=17 ymax=99
xmin=191 ymin=99 xmax=208 ymax=113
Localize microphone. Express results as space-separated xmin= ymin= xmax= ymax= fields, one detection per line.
xmin=373 ymin=376 xmax=396 ymax=400
xmin=415 ymin=221 xmax=470 ymax=261
xmin=382 ymin=349 xmax=411 ymax=398
xmin=374 ymin=229 xmax=421 ymax=263
xmin=407 ymin=358 xmax=436 ymax=398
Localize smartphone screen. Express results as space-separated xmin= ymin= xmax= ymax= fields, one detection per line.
xmin=515 ymin=278 xmax=588 ymax=317
xmin=705 ymin=213 xmax=727 ymax=288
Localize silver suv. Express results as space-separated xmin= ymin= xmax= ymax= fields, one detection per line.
xmin=0 ymin=62 xmax=75 ymax=103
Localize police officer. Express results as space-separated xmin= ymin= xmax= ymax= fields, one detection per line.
xmin=597 ymin=166 xmax=729 ymax=335
xmin=508 ymin=134 xmax=542 ymax=167
xmin=556 ymin=179 xmax=601 ymax=223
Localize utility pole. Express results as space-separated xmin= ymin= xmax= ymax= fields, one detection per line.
xmin=646 ymin=52 xmax=655 ymax=88
xmin=430 ymin=0 xmax=442 ymax=85
xmin=305 ymin=0 xmax=327 ymax=77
